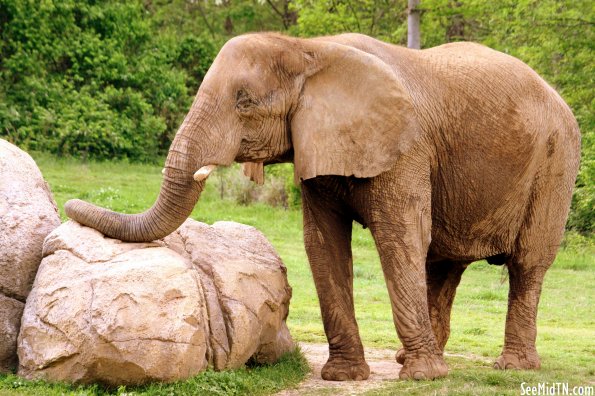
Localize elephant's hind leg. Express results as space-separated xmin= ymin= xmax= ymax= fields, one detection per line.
xmin=302 ymin=181 xmax=370 ymax=381
xmin=495 ymin=253 xmax=550 ymax=370
xmin=495 ymin=159 xmax=575 ymax=370
xmin=396 ymin=260 xmax=468 ymax=365
xmin=427 ymin=261 xmax=469 ymax=350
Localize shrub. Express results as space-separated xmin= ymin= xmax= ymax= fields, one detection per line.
xmin=210 ymin=164 xmax=300 ymax=209
xmin=0 ymin=0 xmax=215 ymax=161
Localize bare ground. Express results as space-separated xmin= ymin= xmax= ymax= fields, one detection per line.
xmin=276 ymin=343 xmax=402 ymax=396
xmin=277 ymin=343 xmax=495 ymax=396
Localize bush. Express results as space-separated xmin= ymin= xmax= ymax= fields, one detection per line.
xmin=175 ymin=35 xmax=218 ymax=94
xmin=567 ymin=131 xmax=594 ymax=234
xmin=0 ymin=0 xmax=215 ymax=161
xmin=0 ymin=0 xmax=591 ymax=232
xmin=211 ymin=164 xmax=300 ymax=209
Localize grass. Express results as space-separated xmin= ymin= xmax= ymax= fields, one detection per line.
xmin=2 ymin=153 xmax=593 ymax=395
xmin=0 ymin=349 xmax=308 ymax=396
xmin=362 ymin=356 xmax=595 ymax=396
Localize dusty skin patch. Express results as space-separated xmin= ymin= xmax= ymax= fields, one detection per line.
xmin=276 ymin=343 xmax=402 ymax=396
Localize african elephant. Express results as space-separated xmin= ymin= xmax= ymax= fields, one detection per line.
xmin=65 ymin=33 xmax=580 ymax=381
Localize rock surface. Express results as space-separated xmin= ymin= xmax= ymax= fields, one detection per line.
xmin=18 ymin=219 xmax=293 ymax=385
xmin=163 ymin=220 xmax=294 ymax=370
xmin=0 ymin=295 xmax=25 ymax=372
xmin=0 ymin=139 xmax=60 ymax=372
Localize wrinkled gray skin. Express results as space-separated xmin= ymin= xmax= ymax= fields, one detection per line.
xmin=66 ymin=33 xmax=581 ymax=381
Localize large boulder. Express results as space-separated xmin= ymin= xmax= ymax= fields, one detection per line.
xmin=17 ymin=219 xmax=293 ymax=386
xmin=0 ymin=139 xmax=61 ymax=372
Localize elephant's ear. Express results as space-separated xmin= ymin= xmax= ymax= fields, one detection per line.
xmin=291 ymin=41 xmax=419 ymax=183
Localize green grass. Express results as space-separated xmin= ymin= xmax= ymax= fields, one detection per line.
xmin=362 ymin=355 xmax=595 ymax=396
xmin=0 ymin=349 xmax=308 ymax=396
xmin=2 ymin=153 xmax=593 ymax=395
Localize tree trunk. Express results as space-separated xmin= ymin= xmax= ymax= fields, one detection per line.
xmin=407 ymin=0 xmax=421 ymax=49
xmin=446 ymin=1 xmax=465 ymax=42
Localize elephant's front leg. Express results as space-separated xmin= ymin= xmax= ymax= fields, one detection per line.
xmin=302 ymin=182 xmax=370 ymax=381
xmin=396 ymin=260 xmax=468 ymax=364
xmin=368 ymin=168 xmax=447 ymax=380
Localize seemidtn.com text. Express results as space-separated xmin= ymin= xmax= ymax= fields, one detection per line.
xmin=521 ymin=382 xmax=594 ymax=396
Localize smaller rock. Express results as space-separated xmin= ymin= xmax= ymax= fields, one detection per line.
xmin=164 ymin=220 xmax=294 ymax=369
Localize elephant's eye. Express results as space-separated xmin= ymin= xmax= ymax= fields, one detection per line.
xmin=236 ymin=89 xmax=258 ymax=114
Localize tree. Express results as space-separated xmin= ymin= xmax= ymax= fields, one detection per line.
xmin=291 ymin=0 xmax=408 ymax=42
xmin=407 ymin=0 xmax=420 ymax=48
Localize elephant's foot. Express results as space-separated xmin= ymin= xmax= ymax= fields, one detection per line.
xmin=494 ymin=350 xmax=541 ymax=370
xmin=399 ymin=353 xmax=448 ymax=380
xmin=321 ymin=357 xmax=370 ymax=381
xmin=395 ymin=347 xmax=405 ymax=364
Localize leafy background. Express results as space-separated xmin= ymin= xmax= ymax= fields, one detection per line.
xmin=0 ymin=0 xmax=592 ymax=233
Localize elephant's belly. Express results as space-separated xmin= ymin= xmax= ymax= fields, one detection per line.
xmin=427 ymin=227 xmax=514 ymax=264
xmin=427 ymin=186 xmax=532 ymax=263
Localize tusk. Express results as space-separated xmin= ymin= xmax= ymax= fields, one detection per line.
xmin=161 ymin=168 xmax=166 ymax=175
xmin=193 ymin=165 xmax=217 ymax=182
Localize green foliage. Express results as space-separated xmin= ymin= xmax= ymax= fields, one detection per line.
xmin=149 ymin=0 xmax=291 ymax=39
xmin=558 ymin=231 xmax=595 ymax=270
xmin=569 ymin=129 xmax=594 ymax=233
xmin=265 ymin=163 xmax=302 ymax=209
xmin=208 ymin=163 xmax=299 ymax=209
xmin=0 ymin=0 xmax=592 ymax=231
xmin=0 ymin=0 xmax=210 ymax=161
xmin=290 ymin=0 xmax=408 ymax=41
xmin=174 ymin=35 xmax=218 ymax=93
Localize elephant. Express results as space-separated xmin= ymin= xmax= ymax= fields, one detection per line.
xmin=65 ymin=32 xmax=581 ymax=381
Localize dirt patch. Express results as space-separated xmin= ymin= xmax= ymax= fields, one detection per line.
xmin=276 ymin=343 xmax=402 ymax=396
xmin=277 ymin=343 xmax=497 ymax=395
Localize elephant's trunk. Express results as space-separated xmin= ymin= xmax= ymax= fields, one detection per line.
xmin=65 ymin=131 xmax=210 ymax=242
xmin=65 ymin=86 xmax=236 ymax=242
xmin=65 ymin=176 xmax=204 ymax=242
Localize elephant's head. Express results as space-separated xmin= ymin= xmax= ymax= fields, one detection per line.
xmin=65 ymin=33 xmax=419 ymax=241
